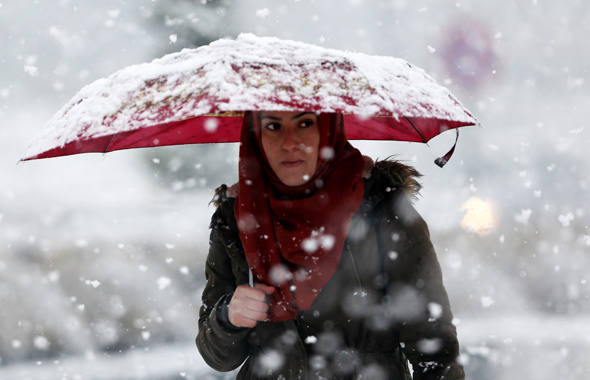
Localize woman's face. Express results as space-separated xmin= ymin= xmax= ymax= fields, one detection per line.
xmin=259 ymin=111 xmax=320 ymax=187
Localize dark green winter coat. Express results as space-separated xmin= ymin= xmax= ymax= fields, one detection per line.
xmin=197 ymin=159 xmax=465 ymax=380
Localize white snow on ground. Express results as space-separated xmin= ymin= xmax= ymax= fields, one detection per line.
xmin=0 ymin=342 xmax=236 ymax=380
xmin=0 ymin=315 xmax=588 ymax=380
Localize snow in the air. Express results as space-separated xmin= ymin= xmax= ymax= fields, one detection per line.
xmin=1 ymin=0 xmax=589 ymax=379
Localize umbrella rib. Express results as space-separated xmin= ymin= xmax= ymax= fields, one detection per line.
xmin=403 ymin=117 xmax=427 ymax=144
xmin=104 ymin=133 xmax=118 ymax=154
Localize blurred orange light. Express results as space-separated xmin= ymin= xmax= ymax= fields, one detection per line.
xmin=461 ymin=197 xmax=498 ymax=236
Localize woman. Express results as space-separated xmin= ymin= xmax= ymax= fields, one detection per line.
xmin=197 ymin=111 xmax=464 ymax=379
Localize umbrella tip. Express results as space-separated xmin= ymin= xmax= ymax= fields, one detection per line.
xmin=16 ymin=156 xmax=29 ymax=165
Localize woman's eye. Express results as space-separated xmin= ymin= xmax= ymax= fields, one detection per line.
xmin=299 ymin=120 xmax=315 ymax=128
xmin=264 ymin=122 xmax=281 ymax=131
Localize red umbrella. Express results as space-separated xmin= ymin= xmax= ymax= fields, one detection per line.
xmin=22 ymin=33 xmax=478 ymax=166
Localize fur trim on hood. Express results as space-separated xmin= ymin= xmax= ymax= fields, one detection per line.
xmin=370 ymin=157 xmax=422 ymax=198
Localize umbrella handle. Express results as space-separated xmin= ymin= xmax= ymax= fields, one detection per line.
xmin=435 ymin=129 xmax=459 ymax=168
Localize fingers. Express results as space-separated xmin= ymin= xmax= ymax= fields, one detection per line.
xmin=254 ymin=283 xmax=276 ymax=295
xmin=228 ymin=284 xmax=275 ymax=328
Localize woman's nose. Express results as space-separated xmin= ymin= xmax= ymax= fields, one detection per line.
xmin=281 ymin=128 xmax=300 ymax=151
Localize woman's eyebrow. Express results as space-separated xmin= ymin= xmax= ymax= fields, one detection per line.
xmin=292 ymin=112 xmax=314 ymax=120
xmin=260 ymin=115 xmax=282 ymax=121
xmin=260 ymin=112 xmax=313 ymax=121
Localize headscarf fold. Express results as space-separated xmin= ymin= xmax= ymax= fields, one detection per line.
xmin=234 ymin=112 xmax=365 ymax=321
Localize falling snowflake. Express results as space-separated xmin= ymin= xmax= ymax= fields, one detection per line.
xmin=33 ymin=336 xmax=50 ymax=351
xmin=320 ymin=147 xmax=335 ymax=160
xmin=24 ymin=65 xmax=39 ymax=77
xmin=204 ymin=118 xmax=219 ymax=133
xmin=302 ymin=238 xmax=319 ymax=253
xmin=47 ymin=270 xmax=61 ymax=283
xmin=256 ymin=349 xmax=284 ymax=374
xmin=256 ymin=8 xmax=270 ymax=18
xmin=558 ymin=213 xmax=574 ymax=227
xmin=428 ymin=302 xmax=443 ymax=320
xmin=269 ymin=264 xmax=293 ymax=285
xmin=157 ymin=277 xmax=171 ymax=290
xmin=320 ymin=235 xmax=335 ymax=250
xmin=514 ymin=209 xmax=532 ymax=225
xmin=481 ymin=296 xmax=495 ymax=308
xmin=417 ymin=338 xmax=442 ymax=354
xmin=86 ymin=280 xmax=101 ymax=288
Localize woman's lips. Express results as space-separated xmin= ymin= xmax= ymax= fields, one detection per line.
xmin=281 ymin=160 xmax=303 ymax=168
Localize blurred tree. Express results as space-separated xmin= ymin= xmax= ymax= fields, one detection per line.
xmin=148 ymin=0 xmax=235 ymax=52
xmin=147 ymin=144 xmax=239 ymax=192
xmin=141 ymin=0 xmax=239 ymax=191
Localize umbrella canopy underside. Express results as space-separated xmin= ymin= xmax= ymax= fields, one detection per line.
xmin=30 ymin=113 xmax=469 ymax=160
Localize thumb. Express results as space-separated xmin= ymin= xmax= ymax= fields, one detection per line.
xmin=254 ymin=283 xmax=276 ymax=295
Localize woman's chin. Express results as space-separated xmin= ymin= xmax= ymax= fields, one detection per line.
xmin=279 ymin=173 xmax=311 ymax=187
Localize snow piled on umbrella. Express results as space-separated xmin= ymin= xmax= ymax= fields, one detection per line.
xmin=22 ymin=33 xmax=477 ymax=161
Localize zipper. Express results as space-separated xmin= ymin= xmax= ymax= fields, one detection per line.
xmin=346 ymin=242 xmax=364 ymax=292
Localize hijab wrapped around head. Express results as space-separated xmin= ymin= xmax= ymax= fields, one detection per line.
xmin=234 ymin=111 xmax=365 ymax=322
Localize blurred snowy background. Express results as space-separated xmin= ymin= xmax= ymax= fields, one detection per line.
xmin=1 ymin=0 xmax=589 ymax=379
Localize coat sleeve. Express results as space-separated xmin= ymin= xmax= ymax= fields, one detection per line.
xmin=195 ymin=205 xmax=251 ymax=372
xmin=380 ymin=191 xmax=465 ymax=380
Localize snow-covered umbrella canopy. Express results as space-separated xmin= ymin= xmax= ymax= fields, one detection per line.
xmin=22 ymin=33 xmax=478 ymax=163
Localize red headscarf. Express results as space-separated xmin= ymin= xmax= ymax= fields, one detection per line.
xmin=234 ymin=111 xmax=365 ymax=322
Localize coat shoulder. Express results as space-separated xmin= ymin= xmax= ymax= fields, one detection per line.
xmin=209 ymin=184 xmax=238 ymax=231
xmin=210 ymin=181 xmax=240 ymax=214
